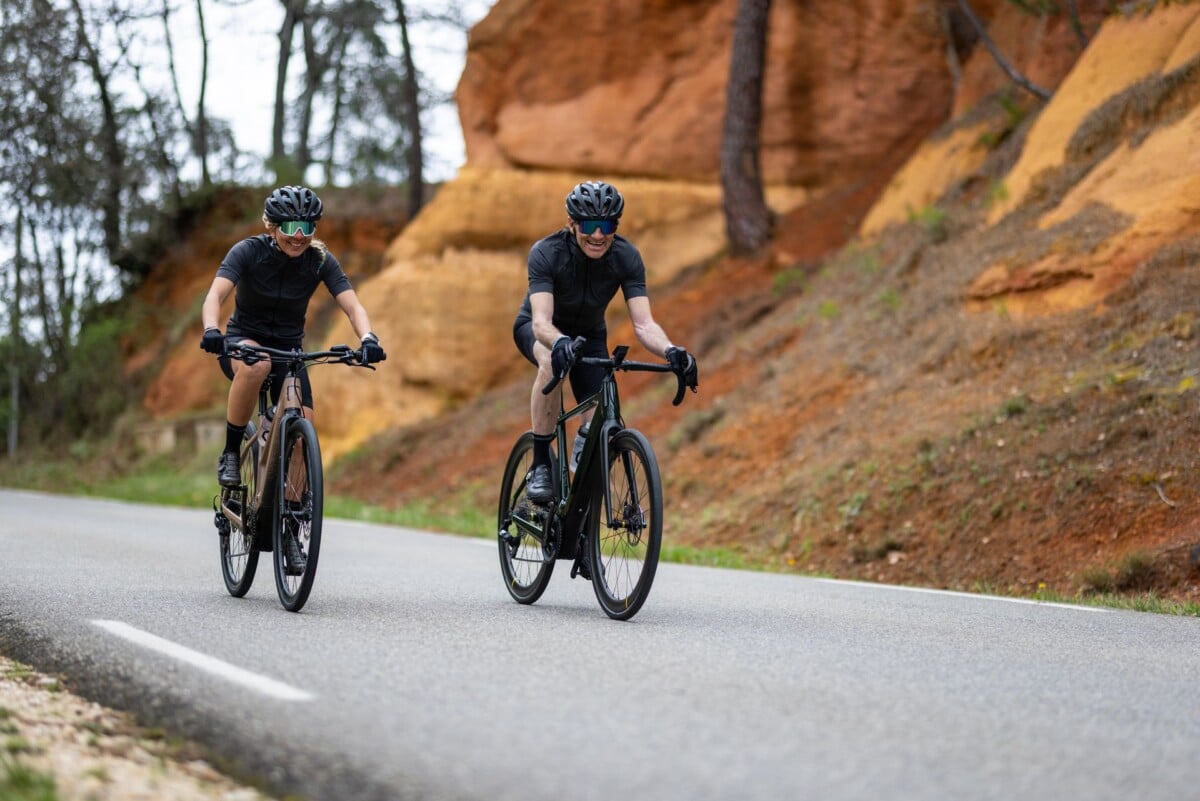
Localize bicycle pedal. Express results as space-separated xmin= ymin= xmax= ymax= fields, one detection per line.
xmin=570 ymin=559 xmax=592 ymax=581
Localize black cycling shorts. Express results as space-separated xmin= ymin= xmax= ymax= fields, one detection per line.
xmin=218 ymin=336 xmax=315 ymax=410
xmin=513 ymin=320 xmax=608 ymax=404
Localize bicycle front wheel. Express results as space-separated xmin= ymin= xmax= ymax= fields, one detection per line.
xmin=590 ymin=429 xmax=662 ymax=620
xmin=273 ymin=417 xmax=323 ymax=612
xmin=497 ymin=432 xmax=556 ymax=604
xmin=220 ymin=422 xmax=260 ymax=597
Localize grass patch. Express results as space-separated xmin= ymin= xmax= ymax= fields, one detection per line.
xmin=0 ymin=445 xmax=492 ymax=539
xmin=0 ymin=756 xmax=57 ymax=801
xmin=323 ymin=495 xmax=490 ymax=538
xmin=660 ymin=543 xmax=755 ymax=571
xmin=1032 ymin=588 xmax=1200 ymax=616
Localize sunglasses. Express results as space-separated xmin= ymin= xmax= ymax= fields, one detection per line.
xmin=577 ymin=219 xmax=618 ymax=236
xmin=279 ymin=220 xmax=316 ymax=236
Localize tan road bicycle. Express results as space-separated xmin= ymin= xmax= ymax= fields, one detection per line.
xmin=212 ymin=342 xmax=373 ymax=612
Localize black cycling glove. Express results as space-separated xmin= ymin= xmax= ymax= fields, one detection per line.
xmin=200 ymin=327 xmax=225 ymax=355
xmin=360 ymin=333 xmax=386 ymax=365
xmin=551 ymin=336 xmax=577 ymax=378
xmin=665 ymin=346 xmax=699 ymax=390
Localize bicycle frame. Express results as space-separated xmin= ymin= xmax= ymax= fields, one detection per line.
xmin=551 ymin=357 xmax=621 ymax=527
xmin=539 ymin=344 xmax=681 ymax=554
xmin=218 ymin=345 xmax=358 ymax=536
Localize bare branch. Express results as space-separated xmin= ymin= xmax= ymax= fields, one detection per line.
xmin=957 ymin=0 xmax=1051 ymax=101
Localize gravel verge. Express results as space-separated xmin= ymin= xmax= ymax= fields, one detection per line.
xmin=0 ymin=655 xmax=273 ymax=801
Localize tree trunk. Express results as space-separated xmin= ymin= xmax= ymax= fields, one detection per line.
xmin=396 ymin=0 xmax=423 ymax=214
xmin=8 ymin=209 xmax=22 ymax=459
xmin=68 ymin=0 xmax=124 ymax=264
xmin=272 ymin=0 xmax=305 ymax=177
xmin=195 ymin=0 xmax=211 ymax=186
xmin=720 ymin=0 xmax=772 ymax=256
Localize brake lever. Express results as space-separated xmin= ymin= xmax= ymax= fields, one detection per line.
xmin=671 ymin=370 xmax=687 ymax=406
xmin=540 ymin=336 xmax=585 ymax=395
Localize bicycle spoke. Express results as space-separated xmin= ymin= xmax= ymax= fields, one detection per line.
xmin=273 ymin=418 xmax=323 ymax=612
xmin=591 ymin=430 xmax=662 ymax=620
xmin=218 ymin=425 xmax=260 ymax=598
xmin=498 ymin=433 xmax=556 ymax=603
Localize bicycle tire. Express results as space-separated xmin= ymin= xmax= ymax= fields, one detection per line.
xmin=497 ymin=432 xmax=556 ymax=604
xmin=220 ymin=422 xmax=260 ymax=597
xmin=589 ymin=428 xmax=662 ymax=620
xmin=273 ymin=417 xmax=323 ymax=612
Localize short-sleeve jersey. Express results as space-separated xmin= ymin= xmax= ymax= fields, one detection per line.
xmin=216 ymin=234 xmax=353 ymax=344
xmin=515 ymin=228 xmax=649 ymax=336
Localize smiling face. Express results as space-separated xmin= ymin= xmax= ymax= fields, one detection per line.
xmin=271 ymin=224 xmax=314 ymax=258
xmin=570 ymin=219 xmax=616 ymax=259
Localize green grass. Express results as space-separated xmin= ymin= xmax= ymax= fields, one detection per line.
xmin=0 ymin=757 xmax=57 ymax=801
xmin=1031 ymin=588 xmax=1200 ymax=616
xmin=660 ymin=543 xmax=754 ymax=570
xmin=0 ymin=445 xmax=492 ymax=538
xmin=324 ymin=495 xmax=490 ymax=537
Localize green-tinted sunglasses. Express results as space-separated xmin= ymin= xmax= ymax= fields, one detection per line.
xmin=577 ymin=219 xmax=617 ymax=236
xmin=279 ymin=220 xmax=316 ymax=236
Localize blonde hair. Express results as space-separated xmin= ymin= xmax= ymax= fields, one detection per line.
xmin=263 ymin=214 xmax=328 ymax=264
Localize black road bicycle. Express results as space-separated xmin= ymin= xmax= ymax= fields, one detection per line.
xmin=212 ymin=342 xmax=373 ymax=612
xmin=497 ymin=341 xmax=693 ymax=620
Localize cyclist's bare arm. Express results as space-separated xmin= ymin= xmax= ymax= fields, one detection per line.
xmin=333 ymin=288 xmax=375 ymax=341
xmin=201 ymin=276 xmax=236 ymax=331
xmin=530 ymin=292 xmax=565 ymax=350
xmin=627 ymin=296 xmax=673 ymax=358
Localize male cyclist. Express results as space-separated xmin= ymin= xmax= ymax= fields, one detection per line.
xmin=513 ymin=180 xmax=699 ymax=504
xmin=199 ymin=186 xmax=385 ymax=522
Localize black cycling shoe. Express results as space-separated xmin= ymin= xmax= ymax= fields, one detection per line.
xmin=283 ymin=530 xmax=307 ymax=576
xmin=217 ymin=451 xmax=240 ymax=488
xmin=525 ymin=464 xmax=554 ymax=504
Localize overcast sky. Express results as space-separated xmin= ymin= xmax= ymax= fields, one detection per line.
xmin=151 ymin=0 xmax=495 ymax=183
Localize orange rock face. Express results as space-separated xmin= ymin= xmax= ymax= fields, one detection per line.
xmin=458 ymin=0 xmax=955 ymax=188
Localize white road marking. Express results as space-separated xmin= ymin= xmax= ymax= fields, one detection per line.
xmin=812 ymin=578 xmax=1106 ymax=611
xmin=92 ymin=620 xmax=315 ymax=701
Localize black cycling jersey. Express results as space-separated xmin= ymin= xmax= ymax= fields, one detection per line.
xmin=514 ymin=228 xmax=648 ymax=337
xmin=216 ymin=234 xmax=353 ymax=344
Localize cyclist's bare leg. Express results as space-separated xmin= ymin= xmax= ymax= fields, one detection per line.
xmin=529 ymin=340 xmax=558 ymax=436
xmin=227 ymin=340 xmax=271 ymax=426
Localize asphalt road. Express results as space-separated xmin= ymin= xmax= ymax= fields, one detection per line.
xmin=1 ymin=488 xmax=1197 ymax=801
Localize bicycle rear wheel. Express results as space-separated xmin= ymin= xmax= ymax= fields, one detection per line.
xmin=589 ymin=429 xmax=662 ymax=620
xmin=497 ymin=432 xmax=556 ymax=604
xmin=220 ymin=422 xmax=260 ymax=597
xmin=273 ymin=417 xmax=323 ymax=612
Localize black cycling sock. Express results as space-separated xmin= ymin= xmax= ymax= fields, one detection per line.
xmin=532 ymin=433 xmax=553 ymax=467
xmin=225 ymin=422 xmax=247 ymax=454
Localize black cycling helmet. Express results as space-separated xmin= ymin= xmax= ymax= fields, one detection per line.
xmin=264 ymin=185 xmax=324 ymax=223
xmin=565 ymin=180 xmax=624 ymax=221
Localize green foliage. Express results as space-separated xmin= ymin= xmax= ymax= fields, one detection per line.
xmin=1006 ymin=0 xmax=1058 ymax=18
xmin=771 ymin=266 xmax=808 ymax=295
xmin=877 ymin=288 xmax=902 ymax=312
xmin=1080 ymin=550 xmax=1158 ymax=594
xmin=0 ymin=756 xmax=57 ymax=801
xmin=838 ymin=491 xmax=870 ymax=531
xmin=907 ymin=204 xmax=949 ymax=243
xmin=0 ymin=309 xmax=136 ymax=451
xmin=998 ymin=393 xmax=1030 ymax=418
